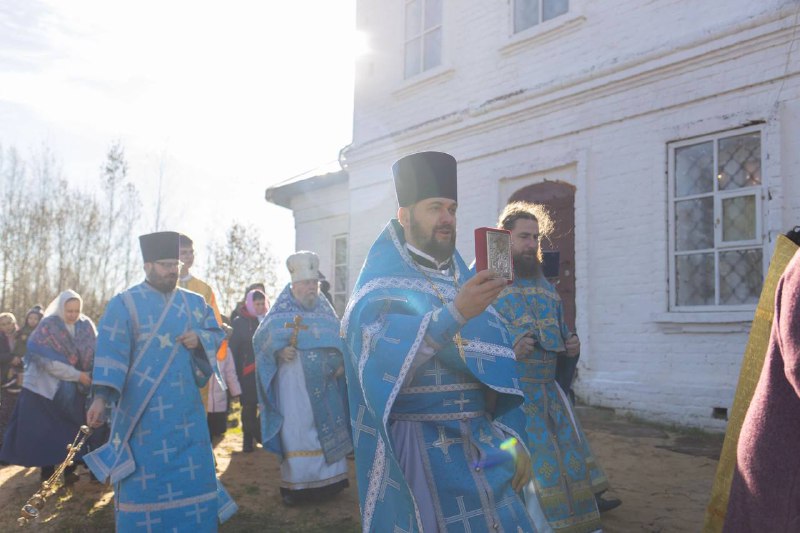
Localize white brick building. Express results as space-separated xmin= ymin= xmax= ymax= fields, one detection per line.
xmin=266 ymin=0 xmax=800 ymax=430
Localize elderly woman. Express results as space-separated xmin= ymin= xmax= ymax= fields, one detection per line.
xmin=0 ymin=291 xmax=95 ymax=483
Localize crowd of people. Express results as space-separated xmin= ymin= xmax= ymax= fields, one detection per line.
xmin=8 ymin=149 xmax=793 ymax=532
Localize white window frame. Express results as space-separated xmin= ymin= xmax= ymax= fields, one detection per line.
xmin=332 ymin=234 xmax=348 ymax=315
xmin=403 ymin=0 xmax=443 ymax=79
xmin=512 ymin=0 xmax=570 ymax=34
xmin=667 ymin=125 xmax=765 ymax=312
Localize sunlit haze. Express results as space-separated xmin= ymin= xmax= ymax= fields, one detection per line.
xmin=0 ymin=0 xmax=362 ymax=286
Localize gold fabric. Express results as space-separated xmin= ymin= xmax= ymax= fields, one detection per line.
xmin=704 ymin=235 xmax=800 ymax=532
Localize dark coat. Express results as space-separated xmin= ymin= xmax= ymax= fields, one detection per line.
xmin=725 ymin=249 xmax=800 ymax=532
xmin=229 ymin=314 xmax=259 ymax=405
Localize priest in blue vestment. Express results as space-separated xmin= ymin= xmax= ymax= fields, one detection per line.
xmin=85 ymin=231 xmax=237 ymax=532
xmin=253 ymin=250 xmax=352 ymax=506
xmin=342 ymin=151 xmax=543 ymax=532
xmin=493 ymin=201 xmax=621 ymax=532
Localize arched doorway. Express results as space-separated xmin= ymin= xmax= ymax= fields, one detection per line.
xmin=508 ymin=181 xmax=577 ymax=331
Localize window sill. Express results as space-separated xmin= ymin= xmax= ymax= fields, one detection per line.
xmin=652 ymin=311 xmax=754 ymax=334
xmin=500 ymin=12 xmax=586 ymax=56
xmin=393 ymin=65 xmax=455 ymax=98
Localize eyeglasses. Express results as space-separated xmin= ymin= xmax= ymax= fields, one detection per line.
xmin=154 ymin=260 xmax=183 ymax=269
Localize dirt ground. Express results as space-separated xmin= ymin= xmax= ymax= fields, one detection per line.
xmin=0 ymin=405 xmax=723 ymax=532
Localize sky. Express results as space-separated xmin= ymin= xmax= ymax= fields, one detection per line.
xmin=0 ymin=0 xmax=363 ymax=286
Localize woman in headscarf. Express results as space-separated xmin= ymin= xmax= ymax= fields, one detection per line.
xmin=6 ymin=305 xmax=44 ymax=391
xmin=0 ymin=291 xmax=95 ymax=483
xmin=230 ymin=288 xmax=269 ymax=452
xmin=0 ymin=312 xmax=18 ymax=450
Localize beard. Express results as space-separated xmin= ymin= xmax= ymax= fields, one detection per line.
xmin=148 ymin=271 xmax=179 ymax=293
xmin=409 ymin=215 xmax=456 ymax=263
xmin=298 ymin=294 xmax=317 ymax=310
xmin=513 ymin=250 xmax=542 ymax=279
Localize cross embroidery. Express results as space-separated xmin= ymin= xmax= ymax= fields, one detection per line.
xmin=135 ymin=426 xmax=152 ymax=447
xmin=175 ymin=413 xmax=195 ymax=438
xmin=310 ymin=324 xmax=322 ymax=340
xmin=102 ymin=320 xmax=124 ymax=342
xmin=149 ymin=397 xmax=174 ymax=420
xmin=133 ymin=466 xmax=156 ymax=490
xmin=444 ymin=392 xmax=471 ymax=412
xmin=180 ymin=457 xmax=200 ymax=480
xmin=382 ymin=373 xmax=397 ymax=383
xmin=444 ymin=495 xmax=485 ymax=530
xmin=185 ymin=503 xmax=208 ymax=524
xmin=379 ymin=465 xmax=401 ymax=501
xmin=487 ymin=315 xmax=510 ymax=344
xmin=140 ymin=314 xmax=157 ymax=333
xmin=157 ymin=333 xmax=173 ymax=348
xmin=465 ymin=351 xmax=496 ymax=374
xmin=423 ymin=359 xmax=448 ymax=385
xmin=478 ymin=427 xmax=493 ymax=445
xmin=369 ymin=320 xmax=400 ymax=352
xmin=157 ymin=483 xmax=184 ymax=502
xmin=153 ymin=439 xmax=177 ymax=463
xmin=429 ymin=426 xmax=461 ymax=463
xmin=352 ymin=405 xmax=376 ymax=447
xmin=135 ymin=511 xmax=161 ymax=533
xmin=192 ymin=307 xmax=205 ymax=322
xmin=172 ymin=302 xmax=187 ymax=319
xmin=170 ymin=373 xmax=186 ymax=395
xmin=111 ymin=433 xmax=122 ymax=450
xmin=393 ymin=515 xmax=414 ymax=533
xmin=134 ymin=366 xmax=155 ymax=387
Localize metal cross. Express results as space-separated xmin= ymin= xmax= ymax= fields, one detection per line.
xmin=149 ymin=396 xmax=174 ymax=420
xmin=284 ymin=315 xmax=308 ymax=347
xmin=486 ymin=315 xmax=510 ymax=344
xmin=351 ymin=405 xmax=376 ymax=447
xmin=444 ymin=495 xmax=484 ymax=531
xmin=133 ymin=466 xmax=156 ymax=490
xmin=153 ymin=439 xmax=177 ymax=464
xmin=180 ymin=457 xmax=200 ymax=480
xmin=102 ymin=320 xmax=124 ymax=342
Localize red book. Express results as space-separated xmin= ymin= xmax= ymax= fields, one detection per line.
xmin=474 ymin=227 xmax=514 ymax=284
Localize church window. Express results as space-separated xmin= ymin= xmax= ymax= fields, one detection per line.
xmin=668 ymin=126 xmax=764 ymax=310
xmin=513 ymin=0 xmax=569 ymax=33
xmin=332 ymin=234 xmax=349 ymax=315
xmin=404 ymin=0 xmax=442 ymax=79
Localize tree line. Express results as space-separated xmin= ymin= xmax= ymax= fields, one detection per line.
xmin=0 ymin=142 xmax=279 ymax=323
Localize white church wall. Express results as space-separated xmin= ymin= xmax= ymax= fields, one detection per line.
xmin=289 ymin=0 xmax=800 ymax=429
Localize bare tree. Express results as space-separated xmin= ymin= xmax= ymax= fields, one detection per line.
xmin=205 ymin=222 xmax=281 ymax=316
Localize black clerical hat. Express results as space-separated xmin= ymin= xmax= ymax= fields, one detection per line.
xmin=392 ymin=151 xmax=457 ymax=207
xmin=139 ymin=231 xmax=180 ymax=262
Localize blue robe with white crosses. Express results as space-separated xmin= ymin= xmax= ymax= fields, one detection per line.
xmin=85 ymin=281 xmax=237 ymax=532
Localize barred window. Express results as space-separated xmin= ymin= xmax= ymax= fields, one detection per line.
xmin=513 ymin=0 xmax=569 ymax=33
xmin=668 ymin=127 xmax=764 ymax=310
xmin=404 ymin=0 xmax=442 ymax=79
xmin=332 ymin=234 xmax=348 ymax=316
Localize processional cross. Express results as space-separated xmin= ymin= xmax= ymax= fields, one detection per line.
xmin=284 ymin=315 xmax=308 ymax=347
